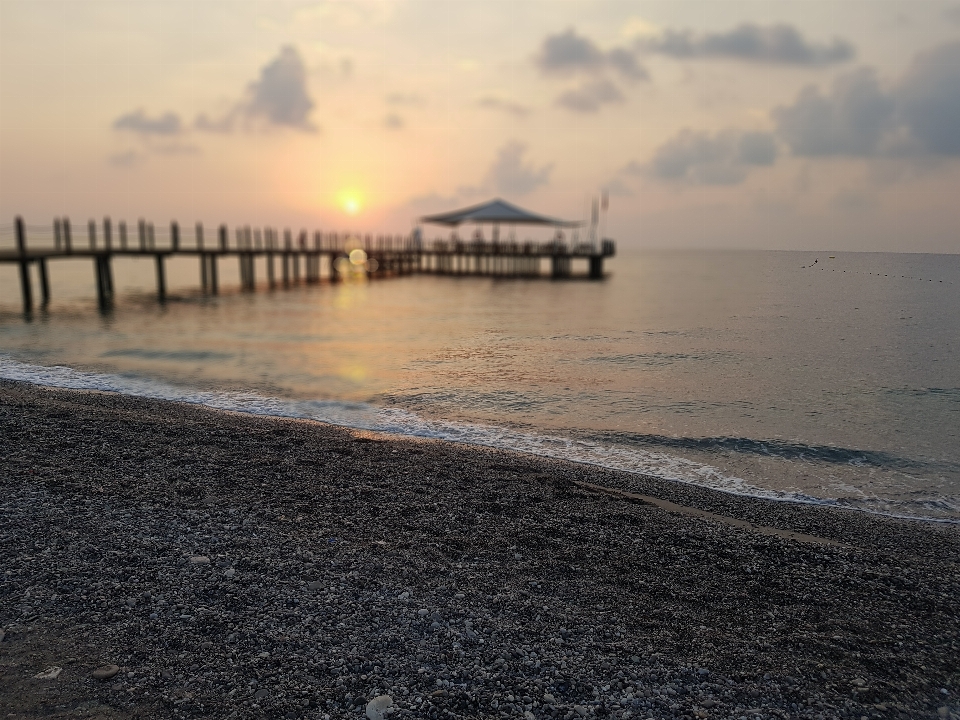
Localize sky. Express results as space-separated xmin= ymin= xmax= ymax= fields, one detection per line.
xmin=2 ymin=0 xmax=960 ymax=252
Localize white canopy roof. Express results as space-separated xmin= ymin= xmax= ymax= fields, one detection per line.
xmin=420 ymin=198 xmax=581 ymax=227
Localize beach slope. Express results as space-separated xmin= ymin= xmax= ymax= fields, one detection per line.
xmin=1 ymin=381 xmax=957 ymax=719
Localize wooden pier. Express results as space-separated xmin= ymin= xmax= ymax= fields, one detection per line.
xmin=1 ymin=216 xmax=616 ymax=313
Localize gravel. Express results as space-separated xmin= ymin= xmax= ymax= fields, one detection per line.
xmin=1 ymin=380 xmax=958 ymax=720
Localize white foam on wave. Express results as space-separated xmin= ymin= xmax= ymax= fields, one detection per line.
xmin=1 ymin=355 xmax=954 ymax=522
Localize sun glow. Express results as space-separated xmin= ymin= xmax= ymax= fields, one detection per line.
xmin=337 ymin=189 xmax=363 ymax=215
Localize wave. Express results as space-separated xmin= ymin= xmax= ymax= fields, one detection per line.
xmin=0 ymin=354 xmax=957 ymax=523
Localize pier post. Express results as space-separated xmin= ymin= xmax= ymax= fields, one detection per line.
xmin=196 ymin=222 xmax=204 ymax=250
xmin=200 ymin=253 xmax=209 ymax=294
xmin=267 ymin=251 xmax=276 ymax=289
xmin=155 ymin=255 xmax=166 ymax=302
xmin=63 ymin=218 xmax=72 ymax=253
xmin=219 ymin=224 xmax=228 ymax=251
xmin=148 ymin=223 xmax=156 ymax=249
xmin=54 ymin=218 xmax=62 ymax=251
xmin=293 ymin=253 xmax=300 ymax=283
xmin=171 ymin=221 xmax=180 ymax=252
xmin=94 ymin=257 xmax=106 ymax=307
xmin=282 ymin=253 xmax=290 ymax=286
xmin=138 ymin=220 xmax=146 ymax=251
xmin=88 ymin=220 xmax=97 ymax=250
xmin=209 ymin=255 xmax=218 ymax=295
xmin=38 ymin=258 xmax=50 ymax=305
xmin=119 ymin=221 xmax=128 ymax=250
xmin=103 ymin=217 xmax=112 ymax=251
xmin=15 ymin=217 xmax=32 ymax=313
xmin=589 ymin=256 xmax=603 ymax=279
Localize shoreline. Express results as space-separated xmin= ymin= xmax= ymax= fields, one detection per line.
xmin=1 ymin=380 xmax=958 ymax=719
xmin=2 ymin=354 xmax=957 ymax=527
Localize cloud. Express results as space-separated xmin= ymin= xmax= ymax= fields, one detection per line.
xmin=384 ymin=113 xmax=404 ymax=130
xmin=896 ymin=41 xmax=960 ymax=155
xmin=244 ymin=46 xmax=316 ymax=131
xmin=196 ymin=46 xmax=317 ymax=133
xmin=478 ymin=96 xmax=530 ymax=117
xmin=557 ymin=79 xmax=624 ymax=113
xmin=537 ymin=28 xmax=605 ymax=75
xmin=536 ymin=28 xmax=647 ymax=82
xmin=773 ymin=68 xmax=896 ymax=156
xmin=641 ymin=23 xmax=854 ymax=66
xmin=647 ymin=128 xmax=778 ymax=185
xmin=773 ymin=42 xmax=960 ymax=159
xmin=485 ymin=141 xmax=552 ymax=195
xmin=113 ymin=109 xmax=184 ymax=136
xmin=607 ymin=47 xmax=649 ymax=81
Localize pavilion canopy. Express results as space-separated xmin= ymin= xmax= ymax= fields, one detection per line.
xmin=420 ymin=198 xmax=581 ymax=227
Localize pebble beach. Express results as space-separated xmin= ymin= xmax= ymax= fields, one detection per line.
xmin=1 ymin=380 xmax=958 ymax=720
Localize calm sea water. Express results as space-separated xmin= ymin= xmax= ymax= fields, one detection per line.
xmin=1 ymin=249 xmax=958 ymax=521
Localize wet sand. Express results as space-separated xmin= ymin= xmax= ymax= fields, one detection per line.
xmin=1 ymin=380 xmax=958 ymax=720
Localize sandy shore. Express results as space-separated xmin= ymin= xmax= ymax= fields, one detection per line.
xmin=1 ymin=380 xmax=958 ymax=720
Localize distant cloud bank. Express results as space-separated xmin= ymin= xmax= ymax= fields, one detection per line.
xmin=640 ymin=23 xmax=855 ymax=66
xmin=636 ymin=39 xmax=960 ymax=186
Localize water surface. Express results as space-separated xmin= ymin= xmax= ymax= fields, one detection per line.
xmin=2 ymin=249 xmax=957 ymax=521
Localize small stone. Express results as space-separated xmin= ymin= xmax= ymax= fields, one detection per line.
xmin=125 ymin=597 xmax=136 ymax=607
xmin=398 ymin=591 xmax=410 ymax=600
xmin=34 ymin=666 xmax=62 ymax=680
xmin=254 ymin=688 xmax=270 ymax=700
xmin=543 ymin=693 xmax=556 ymax=704
xmin=574 ymin=705 xmax=588 ymax=717
xmin=852 ymin=678 xmax=867 ymax=687
xmin=454 ymin=592 xmax=465 ymax=599
xmin=223 ymin=568 xmax=236 ymax=577
xmin=189 ymin=556 xmax=210 ymax=565
xmin=91 ymin=665 xmax=120 ymax=680
xmin=417 ymin=609 xmax=429 ymax=616
xmin=366 ymin=695 xmax=393 ymax=720
xmin=306 ymin=581 xmax=323 ymax=590
xmin=524 ymin=712 xmax=535 ymax=720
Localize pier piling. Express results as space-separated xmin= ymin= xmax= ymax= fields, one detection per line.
xmin=15 ymin=217 xmax=32 ymax=313
xmin=155 ymin=255 xmax=166 ymax=303
xmin=38 ymin=259 xmax=50 ymax=305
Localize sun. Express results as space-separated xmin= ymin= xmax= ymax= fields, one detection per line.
xmin=337 ymin=189 xmax=363 ymax=216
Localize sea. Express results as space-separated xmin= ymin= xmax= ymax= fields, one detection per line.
xmin=1 ymin=247 xmax=958 ymax=522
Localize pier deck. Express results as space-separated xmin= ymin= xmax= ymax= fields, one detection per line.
xmin=1 ymin=217 xmax=616 ymax=313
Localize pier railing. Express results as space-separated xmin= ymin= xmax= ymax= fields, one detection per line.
xmin=1 ymin=216 xmax=616 ymax=313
